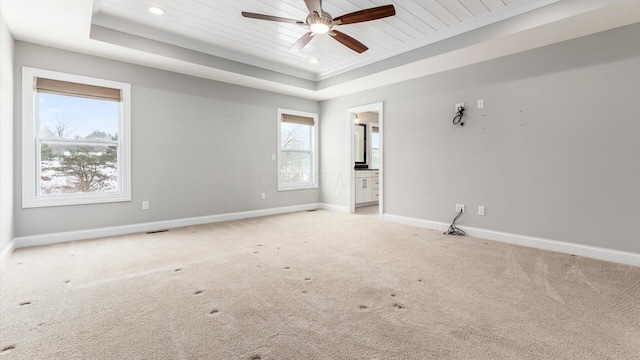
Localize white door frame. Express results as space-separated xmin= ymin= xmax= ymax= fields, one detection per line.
xmin=346 ymin=102 xmax=384 ymax=217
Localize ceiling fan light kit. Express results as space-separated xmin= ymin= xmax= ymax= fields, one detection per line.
xmin=308 ymin=12 xmax=333 ymax=34
xmin=242 ymin=0 xmax=396 ymax=54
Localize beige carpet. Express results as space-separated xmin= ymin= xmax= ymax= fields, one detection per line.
xmin=1 ymin=210 xmax=639 ymax=359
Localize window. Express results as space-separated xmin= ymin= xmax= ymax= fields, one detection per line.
xmin=277 ymin=109 xmax=318 ymax=191
xmin=370 ymin=124 xmax=380 ymax=170
xmin=22 ymin=67 xmax=131 ymax=208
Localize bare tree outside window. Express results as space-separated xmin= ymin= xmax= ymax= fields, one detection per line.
xmin=23 ymin=67 xmax=131 ymax=208
xmin=280 ymin=123 xmax=312 ymax=184
xmin=37 ymin=93 xmax=120 ymax=196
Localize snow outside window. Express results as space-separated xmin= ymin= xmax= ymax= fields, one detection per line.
xmin=22 ymin=67 xmax=131 ymax=208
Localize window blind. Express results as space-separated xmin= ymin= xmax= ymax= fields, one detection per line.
xmin=281 ymin=113 xmax=314 ymax=126
xmin=34 ymin=77 xmax=122 ymax=102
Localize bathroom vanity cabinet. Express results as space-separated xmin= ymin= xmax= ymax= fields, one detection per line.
xmin=355 ymin=170 xmax=379 ymax=205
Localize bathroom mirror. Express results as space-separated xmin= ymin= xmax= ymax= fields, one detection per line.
xmin=354 ymin=123 xmax=366 ymax=165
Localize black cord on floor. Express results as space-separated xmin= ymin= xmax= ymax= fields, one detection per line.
xmin=444 ymin=210 xmax=465 ymax=236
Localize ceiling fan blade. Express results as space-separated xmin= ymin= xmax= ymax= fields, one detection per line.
xmin=334 ymin=5 xmax=395 ymax=25
xmin=304 ymin=0 xmax=323 ymax=15
xmin=289 ymin=32 xmax=315 ymax=52
xmin=241 ymin=12 xmax=304 ymax=25
xmin=331 ymin=30 xmax=368 ymax=53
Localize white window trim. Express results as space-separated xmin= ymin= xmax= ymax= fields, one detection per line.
xmin=277 ymin=108 xmax=319 ymax=191
xmin=22 ymin=67 xmax=132 ymax=208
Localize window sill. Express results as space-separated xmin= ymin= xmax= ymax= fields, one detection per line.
xmin=23 ymin=193 xmax=131 ymax=208
xmin=278 ymin=184 xmax=318 ymax=192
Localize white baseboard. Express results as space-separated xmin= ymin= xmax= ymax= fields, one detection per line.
xmin=383 ymin=214 xmax=640 ymax=267
xmin=14 ymin=206 xmax=637 ymax=267
xmin=13 ymin=203 xmax=322 ymax=249
xmin=319 ymin=203 xmax=349 ymax=213
xmin=1 ymin=240 xmax=16 ymax=270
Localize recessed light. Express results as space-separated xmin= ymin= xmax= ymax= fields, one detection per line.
xmin=309 ymin=58 xmax=319 ymax=64
xmin=148 ymin=6 xmax=166 ymax=15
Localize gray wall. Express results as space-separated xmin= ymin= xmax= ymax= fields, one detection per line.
xmin=320 ymin=23 xmax=640 ymax=254
xmin=14 ymin=42 xmax=319 ymax=237
xmin=1 ymin=11 xmax=14 ymax=254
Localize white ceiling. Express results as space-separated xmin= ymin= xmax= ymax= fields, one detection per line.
xmin=91 ymin=0 xmax=558 ymax=80
xmin=2 ymin=0 xmax=640 ymax=100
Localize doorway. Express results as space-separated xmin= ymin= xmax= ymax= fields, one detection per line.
xmin=347 ymin=102 xmax=383 ymax=218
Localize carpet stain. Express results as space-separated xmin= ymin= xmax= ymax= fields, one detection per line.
xmin=250 ymin=355 xmax=262 ymax=360
xmin=302 ymin=291 xmax=307 ymax=294
xmin=304 ymin=278 xmax=311 ymax=282
xmin=284 ymin=267 xmax=290 ymax=270
xmin=257 ymin=244 xmax=263 ymax=247
xmin=253 ymin=252 xmax=259 ymax=254
xmin=390 ymin=294 xmax=396 ymax=297
xmin=418 ymin=279 xmax=423 ymax=282
xmin=1 ymin=345 xmax=16 ymax=354
xmin=194 ymin=290 xmax=204 ymax=295
xmin=208 ymin=309 xmax=220 ymax=316
xmin=64 ymin=280 xmax=71 ymax=284
xmin=174 ymin=268 xmax=182 ymax=272
xmin=19 ymin=301 xmax=31 ymax=307
xmin=359 ymin=305 xmax=368 ymax=310
xmin=393 ymin=303 xmax=405 ymax=309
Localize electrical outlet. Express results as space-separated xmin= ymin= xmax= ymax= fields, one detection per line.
xmin=456 ymin=204 xmax=464 ymax=213
xmin=261 ymin=192 xmax=266 ymax=200
xmin=455 ymin=103 xmax=465 ymax=112
xmin=478 ymin=206 xmax=485 ymax=216
xmin=142 ymin=201 xmax=149 ymax=210
xmin=271 ymin=153 xmax=276 ymax=160
xmin=477 ymin=99 xmax=484 ymax=109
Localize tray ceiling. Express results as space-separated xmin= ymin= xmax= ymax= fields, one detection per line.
xmin=91 ymin=0 xmax=558 ymax=80
xmin=2 ymin=0 xmax=640 ymax=100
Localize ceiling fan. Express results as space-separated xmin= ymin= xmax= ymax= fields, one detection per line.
xmin=241 ymin=0 xmax=396 ymax=54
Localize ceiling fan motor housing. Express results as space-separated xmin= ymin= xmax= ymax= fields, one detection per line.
xmin=307 ymin=11 xmax=333 ymax=34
